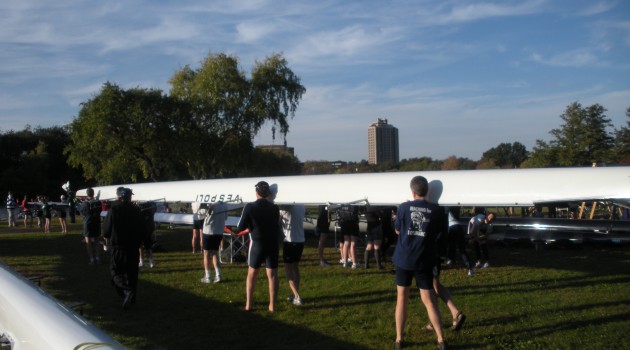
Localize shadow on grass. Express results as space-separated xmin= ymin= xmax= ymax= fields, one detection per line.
xmin=1 ymin=231 xmax=371 ymax=350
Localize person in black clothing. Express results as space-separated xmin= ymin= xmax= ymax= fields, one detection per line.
xmin=315 ymin=205 xmax=332 ymax=266
xmin=236 ymin=181 xmax=281 ymax=312
xmin=364 ymin=206 xmax=383 ymax=269
xmin=102 ymin=187 xmax=147 ymax=309
xmin=444 ymin=206 xmax=472 ymax=274
xmin=379 ymin=206 xmax=397 ymax=262
xmin=80 ymin=188 xmax=102 ymax=265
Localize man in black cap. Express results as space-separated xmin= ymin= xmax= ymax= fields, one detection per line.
xmin=236 ymin=181 xmax=281 ymax=312
xmin=102 ymin=187 xmax=147 ymax=309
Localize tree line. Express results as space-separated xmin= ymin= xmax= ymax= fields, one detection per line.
xmin=1 ymin=52 xmax=629 ymax=199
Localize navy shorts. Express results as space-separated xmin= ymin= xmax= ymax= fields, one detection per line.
xmin=395 ymin=265 xmax=437 ymax=290
xmin=248 ymin=240 xmax=279 ymax=269
xmin=193 ymin=219 xmax=204 ymax=230
xmin=282 ymin=242 xmax=304 ymax=263
xmin=202 ymin=234 xmax=223 ymax=251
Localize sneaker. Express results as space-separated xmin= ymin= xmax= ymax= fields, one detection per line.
xmin=339 ymin=259 xmax=345 ymax=264
xmin=293 ymin=297 xmax=303 ymax=306
xmin=445 ymin=259 xmax=453 ymax=266
xmin=394 ymin=341 xmax=404 ymax=349
xmin=436 ymin=341 xmax=447 ymax=350
xmin=200 ymin=276 xmax=211 ymax=283
xmin=467 ymin=269 xmax=475 ymax=276
xmin=482 ymin=262 xmax=490 ymax=268
xmin=342 ymin=262 xmax=348 ymax=268
xmin=213 ymin=275 xmax=222 ymax=283
xmin=474 ymin=261 xmax=482 ymax=268
xmin=351 ymin=263 xmax=359 ymax=269
xmin=149 ymin=260 xmax=155 ymax=268
xmin=319 ymin=260 xmax=331 ymax=266
xmin=138 ymin=260 xmax=144 ymax=268
xmin=122 ymin=290 xmax=133 ymax=310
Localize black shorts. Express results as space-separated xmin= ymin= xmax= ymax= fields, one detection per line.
xmin=395 ymin=265 xmax=437 ymax=290
xmin=366 ymin=226 xmax=383 ymax=241
xmin=193 ymin=219 xmax=204 ymax=229
xmin=248 ymin=240 xmax=279 ymax=269
xmin=202 ymin=234 xmax=223 ymax=251
xmin=282 ymin=242 xmax=304 ymax=263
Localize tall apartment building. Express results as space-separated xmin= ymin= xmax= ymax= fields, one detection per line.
xmin=368 ymin=118 xmax=399 ymax=164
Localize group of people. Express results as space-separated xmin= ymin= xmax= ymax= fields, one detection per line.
xmin=7 ymin=177 xmax=492 ymax=348
xmin=187 ymin=177 xmax=473 ymax=349
xmin=234 ymin=181 xmax=306 ymax=312
xmin=5 ymin=191 xmax=74 ymax=232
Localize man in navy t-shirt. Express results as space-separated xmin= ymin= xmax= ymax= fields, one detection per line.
xmin=393 ymin=176 xmax=447 ymax=350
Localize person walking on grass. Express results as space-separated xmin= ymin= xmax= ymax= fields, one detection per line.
xmin=393 ymin=176 xmax=448 ymax=350
xmin=80 ymin=188 xmax=102 ymax=265
xmin=102 ymin=187 xmax=146 ymax=310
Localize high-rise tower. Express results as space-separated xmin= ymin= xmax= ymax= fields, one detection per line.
xmin=368 ymin=118 xmax=399 ymax=164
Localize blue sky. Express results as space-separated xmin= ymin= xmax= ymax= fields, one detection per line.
xmin=1 ymin=0 xmax=629 ymax=162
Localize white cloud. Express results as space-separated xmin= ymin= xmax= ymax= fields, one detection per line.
xmin=531 ymin=49 xmax=599 ymax=67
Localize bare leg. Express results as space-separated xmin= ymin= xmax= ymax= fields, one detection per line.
xmin=211 ymin=250 xmax=221 ymax=279
xmin=266 ymin=268 xmax=278 ymax=312
xmin=285 ymin=263 xmax=300 ymax=299
xmin=245 ymin=267 xmax=259 ymax=311
xmin=395 ymin=286 xmax=410 ymax=343
xmin=420 ymin=288 xmax=445 ymax=344
xmin=434 ymin=279 xmax=460 ymax=319
xmin=349 ymin=237 xmax=357 ymax=265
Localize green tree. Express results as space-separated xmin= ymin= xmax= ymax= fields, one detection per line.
xmin=613 ymin=107 xmax=630 ymax=163
xmin=481 ymin=142 xmax=529 ymax=168
xmin=169 ymin=53 xmax=306 ymax=178
xmin=399 ymin=157 xmax=441 ymax=171
xmin=0 ymin=126 xmax=82 ymax=198
xmin=528 ymin=102 xmax=615 ymax=167
xmin=66 ymin=83 xmax=193 ymax=184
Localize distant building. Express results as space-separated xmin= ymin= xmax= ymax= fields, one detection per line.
xmin=256 ymin=144 xmax=295 ymax=156
xmin=368 ymin=118 xmax=399 ymax=165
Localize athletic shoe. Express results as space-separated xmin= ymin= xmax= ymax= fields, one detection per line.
xmin=351 ymin=263 xmax=359 ymax=269
xmin=122 ymin=290 xmax=133 ymax=310
xmin=138 ymin=260 xmax=144 ymax=268
xmin=293 ymin=297 xmax=303 ymax=306
xmin=149 ymin=260 xmax=155 ymax=268
xmin=319 ymin=260 xmax=331 ymax=266
xmin=395 ymin=341 xmax=404 ymax=349
xmin=437 ymin=341 xmax=447 ymax=350
xmin=474 ymin=261 xmax=482 ymax=268
xmin=342 ymin=262 xmax=348 ymax=268
xmin=200 ymin=277 xmax=211 ymax=283
xmin=445 ymin=259 xmax=453 ymax=266
xmin=482 ymin=262 xmax=490 ymax=268
xmin=467 ymin=269 xmax=475 ymax=276
xmin=213 ymin=275 xmax=222 ymax=283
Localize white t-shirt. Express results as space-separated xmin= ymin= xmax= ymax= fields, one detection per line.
xmin=280 ymin=204 xmax=305 ymax=243
xmin=203 ymin=202 xmax=228 ymax=235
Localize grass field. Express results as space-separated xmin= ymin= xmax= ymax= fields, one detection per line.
xmin=1 ymin=220 xmax=629 ymax=350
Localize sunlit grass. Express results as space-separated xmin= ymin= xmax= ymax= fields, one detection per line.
xmin=1 ymin=221 xmax=629 ymax=350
